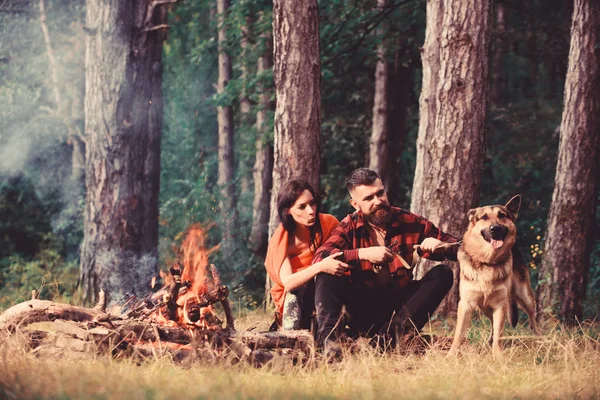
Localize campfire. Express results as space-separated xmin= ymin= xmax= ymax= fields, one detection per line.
xmin=0 ymin=225 xmax=313 ymax=365
xmin=128 ymin=224 xmax=235 ymax=332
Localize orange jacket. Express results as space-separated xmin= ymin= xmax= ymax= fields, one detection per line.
xmin=264 ymin=213 xmax=339 ymax=319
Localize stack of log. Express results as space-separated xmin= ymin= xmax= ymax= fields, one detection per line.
xmin=0 ymin=288 xmax=314 ymax=365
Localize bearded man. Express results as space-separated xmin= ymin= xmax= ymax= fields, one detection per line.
xmin=312 ymin=168 xmax=458 ymax=354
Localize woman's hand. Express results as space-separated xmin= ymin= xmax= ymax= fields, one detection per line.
xmin=318 ymin=252 xmax=349 ymax=276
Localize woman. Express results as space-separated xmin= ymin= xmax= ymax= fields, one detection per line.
xmin=265 ymin=179 xmax=348 ymax=330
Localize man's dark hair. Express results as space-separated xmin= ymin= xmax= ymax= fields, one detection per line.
xmin=345 ymin=168 xmax=381 ymax=192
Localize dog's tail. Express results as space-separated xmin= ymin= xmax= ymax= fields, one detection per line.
xmin=508 ymin=299 xmax=519 ymax=327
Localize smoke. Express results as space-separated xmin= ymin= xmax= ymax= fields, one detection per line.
xmin=95 ymin=250 xmax=159 ymax=305
xmin=0 ymin=1 xmax=86 ymax=253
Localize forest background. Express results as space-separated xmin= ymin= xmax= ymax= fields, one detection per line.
xmin=0 ymin=0 xmax=598 ymax=323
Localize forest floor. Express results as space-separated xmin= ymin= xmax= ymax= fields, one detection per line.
xmin=1 ymin=308 xmax=599 ymax=400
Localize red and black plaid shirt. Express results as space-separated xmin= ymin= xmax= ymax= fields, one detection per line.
xmin=312 ymin=207 xmax=458 ymax=289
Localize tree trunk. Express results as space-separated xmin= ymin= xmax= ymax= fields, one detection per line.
xmin=368 ymin=0 xmax=390 ymax=188
xmin=238 ymin=3 xmax=254 ymax=219
xmin=524 ymin=6 xmax=538 ymax=99
xmin=411 ymin=1 xmax=443 ymax=214
xmin=249 ymin=25 xmax=274 ymax=256
xmin=411 ymin=0 xmax=491 ymax=316
xmin=80 ymin=0 xmax=166 ymax=304
xmin=70 ymin=134 xmax=86 ymax=197
xmin=267 ymin=0 xmax=322 ymax=305
xmin=38 ymin=0 xmax=61 ymax=112
xmin=536 ymin=0 xmax=600 ymax=323
xmin=240 ymin=6 xmax=253 ymax=117
xmin=217 ymin=0 xmax=237 ymax=258
xmin=387 ymin=38 xmax=412 ymax=204
xmin=490 ymin=1 xmax=506 ymax=105
xmin=269 ymin=0 xmax=322 ymax=236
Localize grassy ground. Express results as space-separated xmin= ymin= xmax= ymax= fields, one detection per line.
xmin=1 ymin=309 xmax=599 ymax=400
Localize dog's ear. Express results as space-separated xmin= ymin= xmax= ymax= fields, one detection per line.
xmin=505 ymin=195 xmax=521 ymax=219
xmin=467 ymin=208 xmax=477 ymax=222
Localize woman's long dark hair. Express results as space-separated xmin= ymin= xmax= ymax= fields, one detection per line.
xmin=276 ymin=179 xmax=323 ymax=253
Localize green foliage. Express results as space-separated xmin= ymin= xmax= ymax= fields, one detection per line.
xmin=0 ymin=234 xmax=79 ymax=311
xmin=0 ymin=175 xmax=52 ymax=258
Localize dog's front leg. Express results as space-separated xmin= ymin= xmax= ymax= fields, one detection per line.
xmin=448 ymin=300 xmax=473 ymax=357
xmin=491 ymin=305 xmax=507 ymax=358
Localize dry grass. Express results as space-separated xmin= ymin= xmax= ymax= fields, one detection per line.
xmin=1 ymin=310 xmax=600 ymax=400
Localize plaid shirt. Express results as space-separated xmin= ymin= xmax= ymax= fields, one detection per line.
xmin=312 ymin=207 xmax=458 ymax=289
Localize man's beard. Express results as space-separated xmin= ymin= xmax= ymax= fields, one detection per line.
xmin=365 ymin=205 xmax=392 ymax=226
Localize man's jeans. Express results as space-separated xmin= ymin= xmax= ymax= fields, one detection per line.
xmin=314 ymin=264 xmax=454 ymax=346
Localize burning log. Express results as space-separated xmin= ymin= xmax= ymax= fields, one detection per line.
xmin=165 ymin=267 xmax=181 ymax=321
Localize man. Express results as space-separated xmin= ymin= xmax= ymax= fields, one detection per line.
xmin=312 ymin=168 xmax=457 ymax=353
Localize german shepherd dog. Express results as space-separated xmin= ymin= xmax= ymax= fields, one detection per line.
xmin=448 ymin=195 xmax=540 ymax=356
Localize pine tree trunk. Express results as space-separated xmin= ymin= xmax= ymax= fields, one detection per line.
xmin=38 ymin=0 xmax=61 ymax=112
xmin=269 ymin=0 xmax=322 ymax=237
xmin=525 ymin=8 xmax=538 ymax=99
xmin=490 ymin=2 xmax=506 ymax=105
xmin=240 ymin=7 xmax=253 ymax=117
xmin=387 ymin=38 xmax=412 ymax=203
xmin=80 ymin=0 xmax=166 ymax=304
xmin=411 ymin=0 xmax=491 ymax=316
xmin=70 ymin=134 xmax=86 ymax=197
xmin=217 ymin=0 xmax=237 ymax=258
xmin=368 ymin=0 xmax=389 ymax=188
xmin=536 ymin=0 xmax=600 ymax=323
xmin=411 ymin=1 xmax=443 ymax=214
xmin=250 ymin=26 xmax=274 ymax=256
xmin=238 ymin=4 xmax=253 ymax=217
xmin=267 ymin=0 xmax=322 ymax=305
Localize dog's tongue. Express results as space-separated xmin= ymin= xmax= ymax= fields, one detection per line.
xmin=490 ymin=239 xmax=503 ymax=249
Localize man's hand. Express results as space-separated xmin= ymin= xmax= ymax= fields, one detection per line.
xmin=317 ymin=252 xmax=350 ymax=276
xmin=358 ymin=246 xmax=394 ymax=264
xmin=416 ymin=238 xmax=444 ymax=254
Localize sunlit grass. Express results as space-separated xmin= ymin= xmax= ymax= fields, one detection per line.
xmin=1 ymin=310 xmax=599 ymax=400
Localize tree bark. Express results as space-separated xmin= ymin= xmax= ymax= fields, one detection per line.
xmin=411 ymin=0 xmax=443 ymax=214
xmin=80 ymin=0 xmax=166 ymax=304
xmin=217 ymin=0 xmax=237 ymax=258
xmin=490 ymin=1 xmax=506 ymax=105
xmin=267 ymin=0 xmax=322 ymax=305
xmin=240 ymin=5 xmax=253 ymax=117
xmin=536 ymin=0 xmax=600 ymax=323
xmin=524 ymin=4 xmax=539 ymax=100
xmin=411 ymin=0 xmax=491 ymax=316
xmin=249 ymin=25 xmax=274 ymax=256
xmin=387 ymin=38 xmax=412 ymax=204
xmin=38 ymin=0 xmax=61 ymax=112
xmin=269 ymin=0 xmax=322 ymax=236
xmin=368 ymin=0 xmax=390 ymax=188
xmin=238 ymin=2 xmax=254 ymax=219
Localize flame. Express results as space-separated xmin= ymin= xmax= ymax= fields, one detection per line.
xmin=181 ymin=225 xmax=210 ymax=296
xmin=149 ymin=224 xmax=222 ymax=330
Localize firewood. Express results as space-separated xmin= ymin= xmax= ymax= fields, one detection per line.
xmin=0 ymin=300 xmax=104 ymax=332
